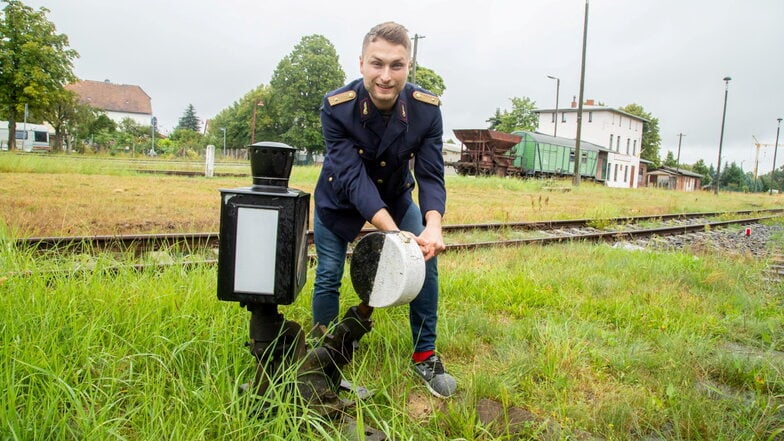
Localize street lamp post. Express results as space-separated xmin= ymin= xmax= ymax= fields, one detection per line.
xmin=547 ymin=75 xmax=560 ymax=137
xmin=772 ymin=117 xmax=783 ymax=194
xmin=220 ymin=127 xmax=226 ymax=157
xmin=714 ymin=76 xmax=731 ymax=195
xmin=251 ymin=101 xmax=264 ymax=145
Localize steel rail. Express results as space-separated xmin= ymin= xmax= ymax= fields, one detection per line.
xmin=443 ymin=215 xmax=780 ymax=252
xmin=6 ymin=215 xmax=780 ymax=278
xmin=14 ymin=209 xmax=784 ymax=254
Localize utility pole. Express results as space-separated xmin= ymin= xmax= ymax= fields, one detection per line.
xmin=573 ymin=0 xmax=589 ymax=186
xmin=676 ymin=133 xmax=685 ymax=171
xmin=411 ymin=33 xmax=425 ymax=85
xmin=773 ymin=118 xmax=782 ymax=193
xmin=714 ymin=76 xmax=731 ymax=195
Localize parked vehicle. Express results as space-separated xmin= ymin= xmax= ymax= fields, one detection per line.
xmin=0 ymin=121 xmax=53 ymax=152
xmin=453 ymin=129 xmax=609 ymax=181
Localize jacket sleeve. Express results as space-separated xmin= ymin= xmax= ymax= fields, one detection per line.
xmin=414 ymin=108 xmax=446 ymax=219
xmin=320 ymin=101 xmax=388 ymax=221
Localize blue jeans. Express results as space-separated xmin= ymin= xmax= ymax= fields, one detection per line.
xmin=312 ymin=203 xmax=439 ymax=353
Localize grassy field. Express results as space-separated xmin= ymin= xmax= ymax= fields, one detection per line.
xmin=1 ymin=152 xmax=783 ymax=237
xmin=1 ymin=153 xmax=784 ymax=440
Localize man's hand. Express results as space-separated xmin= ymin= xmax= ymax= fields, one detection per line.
xmin=415 ymin=210 xmax=445 ymax=261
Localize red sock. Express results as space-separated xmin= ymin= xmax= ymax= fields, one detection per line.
xmin=412 ymin=350 xmax=435 ymax=363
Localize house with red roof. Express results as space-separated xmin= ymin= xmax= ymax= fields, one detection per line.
xmin=66 ymin=79 xmax=153 ymax=127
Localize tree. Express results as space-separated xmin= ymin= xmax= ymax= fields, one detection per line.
xmin=486 ymin=108 xmax=503 ymax=130
xmin=269 ymin=34 xmax=345 ymax=155
xmin=692 ymin=159 xmax=711 ymax=186
xmin=177 ymin=104 xmax=200 ymax=132
xmin=408 ymin=65 xmax=445 ymax=96
xmin=208 ymin=84 xmax=273 ymax=151
xmin=490 ymin=97 xmax=538 ymax=133
xmin=663 ymin=151 xmax=677 ymax=167
xmin=720 ymin=161 xmax=745 ymax=191
xmin=38 ymin=88 xmax=91 ymax=151
xmin=620 ymin=103 xmax=661 ymax=167
xmin=0 ymin=0 xmax=78 ymax=150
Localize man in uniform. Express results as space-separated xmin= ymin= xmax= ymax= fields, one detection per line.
xmin=311 ymin=21 xmax=456 ymax=398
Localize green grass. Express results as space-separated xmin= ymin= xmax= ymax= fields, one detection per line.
xmin=2 ymin=227 xmax=784 ymax=440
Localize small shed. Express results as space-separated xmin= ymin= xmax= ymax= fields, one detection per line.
xmin=646 ymin=166 xmax=702 ymax=191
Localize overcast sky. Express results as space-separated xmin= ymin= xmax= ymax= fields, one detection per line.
xmin=27 ymin=0 xmax=784 ymax=173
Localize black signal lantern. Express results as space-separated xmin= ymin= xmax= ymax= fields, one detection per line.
xmin=217 ymin=142 xmax=310 ymax=305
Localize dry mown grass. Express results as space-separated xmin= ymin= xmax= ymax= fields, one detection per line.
xmin=1 ymin=160 xmax=782 ymax=237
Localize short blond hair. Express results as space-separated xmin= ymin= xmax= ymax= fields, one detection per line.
xmin=362 ymin=22 xmax=411 ymax=56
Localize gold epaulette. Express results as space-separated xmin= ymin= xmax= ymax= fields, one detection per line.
xmin=327 ymin=90 xmax=357 ymax=107
xmin=412 ymin=90 xmax=440 ymax=106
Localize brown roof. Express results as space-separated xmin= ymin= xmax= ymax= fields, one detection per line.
xmin=66 ymin=80 xmax=152 ymax=115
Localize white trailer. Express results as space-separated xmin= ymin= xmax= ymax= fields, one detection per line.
xmin=0 ymin=121 xmax=53 ymax=152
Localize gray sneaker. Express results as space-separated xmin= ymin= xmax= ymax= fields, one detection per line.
xmin=411 ymin=354 xmax=457 ymax=398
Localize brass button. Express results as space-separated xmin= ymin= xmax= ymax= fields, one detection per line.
xmin=379 ymin=161 xmax=387 ymax=167
xmin=358 ymin=148 xmax=364 ymax=155
xmin=328 ymin=176 xmax=333 ymax=182
xmin=376 ymin=179 xmax=384 ymax=184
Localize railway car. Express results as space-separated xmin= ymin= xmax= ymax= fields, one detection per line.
xmin=452 ymin=129 xmax=522 ymax=177
xmin=453 ymin=129 xmax=609 ymax=181
xmin=0 ymin=121 xmax=53 ymax=152
xmin=510 ymin=131 xmax=608 ymax=181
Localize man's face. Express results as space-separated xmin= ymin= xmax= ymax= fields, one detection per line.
xmin=359 ymin=38 xmax=410 ymax=111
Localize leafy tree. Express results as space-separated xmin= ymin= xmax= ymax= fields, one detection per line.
xmin=208 ymin=84 xmax=273 ymax=151
xmin=692 ymin=159 xmax=711 ymax=185
xmin=491 ymin=97 xmax=538 ymax=133
xmin=177 ymin=104 xmax=200 ymax=132
xmin=0 ymin=0 xmax=78 ymax=150
xmin=663 ymin=151 xmax=677 ymax=167
xmin=269 ymin=34 xmax=345 ymax=155
xmin=486 ymin=108 xmax=503 ymax=130
xmin=37 ymin=88 xmax=91 ymax=151
xmin=720 ymin=161 xmax=745 ymax=191
xmin=408 ymin=65 xmax=445 ymax=96
xmin=620 ymin=103 xmax=661 ymax=167
xmin=115 ymin=117 xmax=152 ymax=155
xmin=168 ymin=127 xmax=204 ymax=155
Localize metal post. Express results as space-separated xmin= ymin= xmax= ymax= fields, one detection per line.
xmin=714 ymin=77 xmax=731 ymax=195
xmin=251 ymin=101 xmax=263 ymax=145
xmin=221 ymin=127 xmax=226 ymax=157
xmin=573 ymin=0 xmax=589 ymax=186
xmin=150 ymin=116 xmax=157 ymax=155
xmin=772 ymin=118 xmax=782 ymax=193
xmin=547 ymin=75 xmax=560 ymax=137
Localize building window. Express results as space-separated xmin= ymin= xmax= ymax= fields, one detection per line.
xmin=626 ymin=138 xmax=630 ymax=154
xmin=629 ymin=119 xmax=632 ymax=129
xmin=633 ymin=140 xmax=637 ymax=155
xmin=609 ymin=134 xmax=614 ymax=148
xmin=624 ymin=165 xmax=629 ymax=182
xmin=561 ymin=112 xmax=566 ymax=123
xmin=551 ymin=112 xmax=555 ymax=123
xmin=619 ymin=116 xmax=622 ymax=127
xmin=613 ymin=163 xmax=619 ymax=181
xmin=588 ymin=111 xmax=593 ymax=122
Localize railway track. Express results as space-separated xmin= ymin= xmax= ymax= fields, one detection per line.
xmin=14 ymin=209 xmax=784 ymax=257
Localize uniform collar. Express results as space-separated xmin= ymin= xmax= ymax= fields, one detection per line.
xmin=358 ymin=84 xmax=409 ymax=125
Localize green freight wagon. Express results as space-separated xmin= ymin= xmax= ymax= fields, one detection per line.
xmin=510 ymin=131 xmax=609 ymax=181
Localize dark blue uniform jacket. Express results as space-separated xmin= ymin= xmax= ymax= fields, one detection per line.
xmin=315 ymin=78 xmax=446 ymax=242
